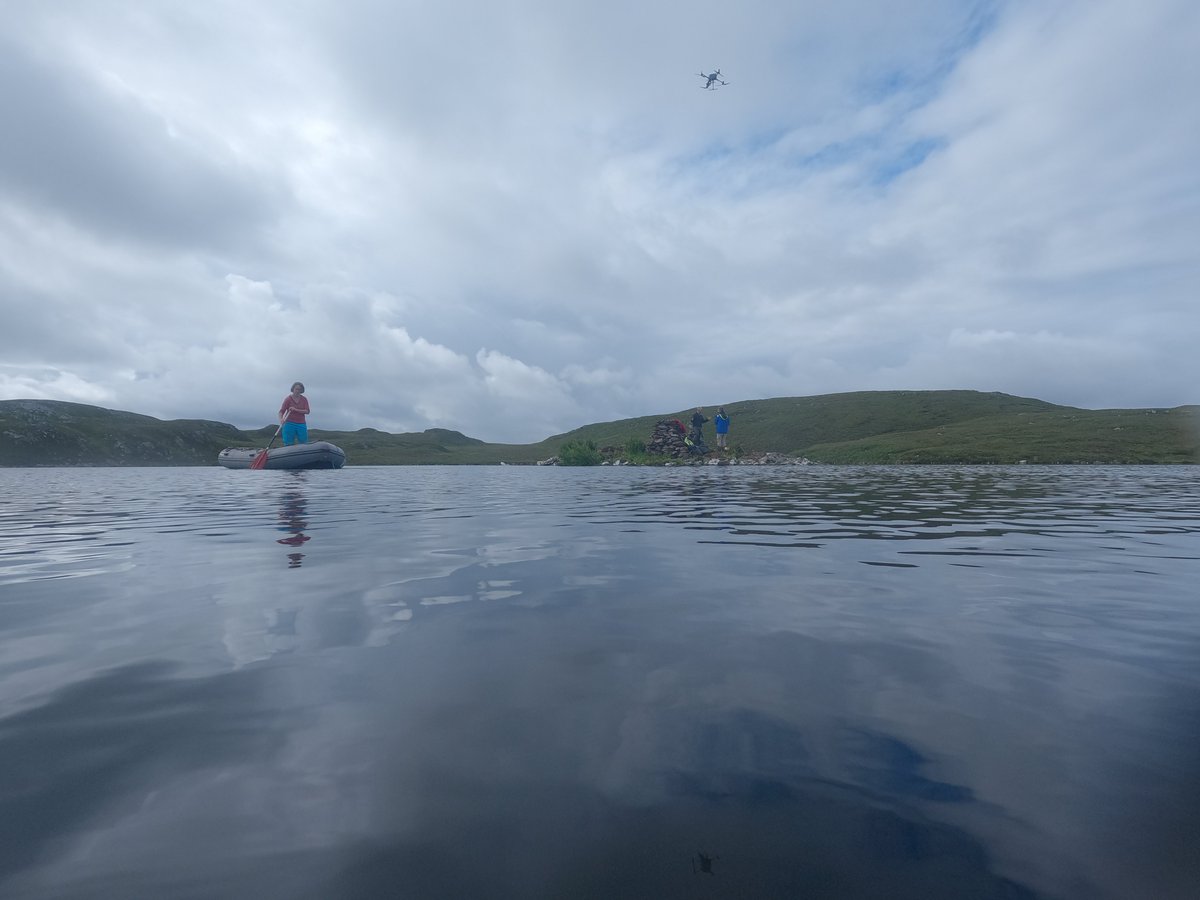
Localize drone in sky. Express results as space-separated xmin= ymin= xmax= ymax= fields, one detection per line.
xmin=698 ymin=69 xmax=728 ymax=90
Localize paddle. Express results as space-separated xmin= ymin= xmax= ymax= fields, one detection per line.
xmin=250 ymin=422 xmax=283 ymax=470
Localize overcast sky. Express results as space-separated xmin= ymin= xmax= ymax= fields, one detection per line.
xmin=1 ymin=0 xmax=1196 ymax=442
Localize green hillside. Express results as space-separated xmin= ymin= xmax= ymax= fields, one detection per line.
xmin=2 ymin=392 xmax=1197 ymax=466
xmin=302 ymin=426 xmax=544 ymax=466
xmin=0 ymin=400 xmax=515 ymax=467
xmin=805 ymin=406 xmax=1200 ymax=464
xmin=0 ymin=399 xmax=244 ymax=466
xmin=536 ymin=391 xmax=1065 ymax=457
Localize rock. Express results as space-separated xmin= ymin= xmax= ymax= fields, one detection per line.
xmin=739 ymin=453 xmax=812 ymax=466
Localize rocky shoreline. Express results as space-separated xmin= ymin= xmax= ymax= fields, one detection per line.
xmin=538 ymin=452 xmax=812 ymax=467
xmin=537 ymin=419 xmax=813 ymax=466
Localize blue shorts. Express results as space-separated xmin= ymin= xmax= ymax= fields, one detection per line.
xmin=282 ymin=422 xmax=308 ymax=445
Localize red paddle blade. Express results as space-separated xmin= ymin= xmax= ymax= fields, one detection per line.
xmin=249 ymin=449 xmax=269 ymax=470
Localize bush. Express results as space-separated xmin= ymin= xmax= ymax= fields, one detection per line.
xmin=558 ymin=439 xmax=602 ymax=466
xmin=625 ymin=438 xmax=646 ymax=456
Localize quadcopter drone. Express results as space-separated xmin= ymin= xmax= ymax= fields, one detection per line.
xmin=698 ymin=69 xmax=728 ymax=90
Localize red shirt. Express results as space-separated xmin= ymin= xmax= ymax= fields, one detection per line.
xmin=279 ymin=393 xmax=309 ymax=424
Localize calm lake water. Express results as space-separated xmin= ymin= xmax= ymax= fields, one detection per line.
xmin=0 ymin=465 xmax=1197 ymax=899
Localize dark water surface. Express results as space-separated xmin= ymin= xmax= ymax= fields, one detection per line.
xmin=1 ymin=465 xmax=1197 ymax=899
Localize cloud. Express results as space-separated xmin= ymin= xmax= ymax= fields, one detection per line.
xmin=0 ymin=366 xmax=112 ymax=406
xmin=0 ymin=36 xmax=290 ymax=254
xmin=0 ymin=0 xmax=1196 ymax=442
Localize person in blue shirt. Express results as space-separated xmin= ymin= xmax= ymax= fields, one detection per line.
xmin=714 ymin=407 xmax=730 ymax=450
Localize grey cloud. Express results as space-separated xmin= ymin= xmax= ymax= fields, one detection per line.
xmin=0 ymin=38 xmax=290 ymax=252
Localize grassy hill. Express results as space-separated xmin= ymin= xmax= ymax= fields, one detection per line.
xmin=0 ymin=400 xmax=520 ymax=467
xmin=538 ymin=391 xmax=1061 ymax=455
xmin=2 ymin=392 xmax=1197 ymax=466
xmin=804 ymin=406 xmax=1200 ymax=464
xmin=0 ymin=400 xmax=244 ymax=466
xmin=537 ymin=391 xmax=1199 ymax=464
xmin=301 ymin=426 xmax=545 ymax=466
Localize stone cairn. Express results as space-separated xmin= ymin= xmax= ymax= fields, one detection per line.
xmin=646 ymin=419 xmax=699 ymax=459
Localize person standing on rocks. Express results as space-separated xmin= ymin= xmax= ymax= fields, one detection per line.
xmin=714 ymin=407 xmax=730 ymax=450
xmin=690 ymin=407 xmax=708 ymax=443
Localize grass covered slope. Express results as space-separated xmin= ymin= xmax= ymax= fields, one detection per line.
xmin=0 ymin=400 xmax=245 ymax=466
xmin=538 ymin=391 xmax=1068 ymax=458
xmin=302 ymin=427 xmax=545 ymax=466
xmin=803 ymin=406 xmax=1200 ymax=464
xmin=2 ymin=392 xmax=1197 ymax=466
xmin=0 ymin=400 xmax=539 ymax=467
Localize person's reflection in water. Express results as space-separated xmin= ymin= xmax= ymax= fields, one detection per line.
xmin=276 ymin=475 xmax=311 ymax=567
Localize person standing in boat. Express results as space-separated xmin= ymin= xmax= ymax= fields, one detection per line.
xmin=279 ymin=382 xmax=310 ymax=446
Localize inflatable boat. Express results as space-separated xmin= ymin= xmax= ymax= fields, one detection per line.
xmin=218 ymin=441 xmax=347 ymax=470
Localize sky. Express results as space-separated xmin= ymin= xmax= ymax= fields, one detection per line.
xmin=1 ymin=0 xmax=1197 ymax=443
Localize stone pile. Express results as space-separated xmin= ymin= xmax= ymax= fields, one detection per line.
xmin=646 ymin=419 xmax=701 ymax=459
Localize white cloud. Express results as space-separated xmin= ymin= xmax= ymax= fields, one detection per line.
xmin=1 ymin=0 xmax=1196 ymax=442
xmin=0 ymin=366 xmax=112 ymax=405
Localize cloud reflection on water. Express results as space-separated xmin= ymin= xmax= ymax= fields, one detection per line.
xmin=0 ymin=465 xmax=1197 ymax=898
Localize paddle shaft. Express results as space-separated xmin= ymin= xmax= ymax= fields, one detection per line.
xmin=250 ymin=421 xmax=283 ymax=469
